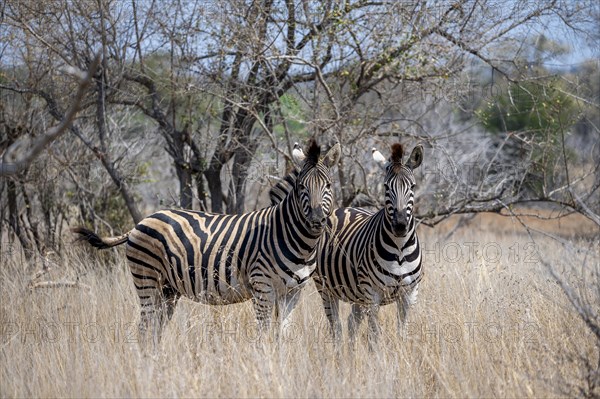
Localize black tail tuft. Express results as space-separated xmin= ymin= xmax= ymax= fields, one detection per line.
xmin=71 ymin=227 xmax=112 ymax=249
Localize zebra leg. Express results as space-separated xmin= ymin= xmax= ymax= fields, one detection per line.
xmin=366 ymin=305 xmax=381 ymax=351
xmin=397 ymin=283 xmax=419 ymax=331
xmin=248 ymin=260 xmax=278 ymax=338
xmin=162 ymin=285 xmax=181 ymax=324
xmin=318 ymin=291 xmax=342 ymax=342
xmin=251 ymin=282 xmax=276 ymax=338
xmin=136 ymin=284 xmax=180 ymax=347
xmin=396 ymin=296 xmax=409 ymax=336
xmin=348 ymin=303 xmax=366 ymax=346
xmin=137 ymin=289 xmax=165 ymax=348
xmin=252 ymin=296 xmax=275 ymax=345
xmin=252 ymin=295 xmax=275 ymax=329
xmin=277 ymin=288 xmax=302 ymax=340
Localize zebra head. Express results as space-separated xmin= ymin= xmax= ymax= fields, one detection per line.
xmin=294 ymin=140 xmax=340 ymax=235
xmin=384 ymin=143 xmax=424 ymax=237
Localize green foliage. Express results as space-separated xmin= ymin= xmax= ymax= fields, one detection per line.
xmin=128 ymin=51 xmax=221 ymax=137
xmin=97 ymin=190 xmax=133 ymax=233
xmin=134 ymin=161 xmax=155 ymax=184
xmin=94 ymin=165 xmax=149 ymax=234
xmin=477 ymin=78 xmax=580 ymax=196
xmin=273 ymin=94 xmax=308 ymax=138
xmin=478 ymin=80 xmax=577 ymax=133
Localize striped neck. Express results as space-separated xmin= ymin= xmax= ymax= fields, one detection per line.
xmin=262 ymin=190 xmax=321 ymax=284
xmin=369 ymin=209 xmax=416 ymax=262
xmin=276 ymin=188 xmax=322 ymax=250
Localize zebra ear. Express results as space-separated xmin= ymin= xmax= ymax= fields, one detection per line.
xmin=407 ymin=145 xmax=424 ymax=170
xmin=321 ymin=142 xmax=340 ymax=168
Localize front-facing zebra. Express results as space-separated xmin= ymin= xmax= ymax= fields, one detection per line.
xmin=314 ymin=143 xmax=424 ymax=346
xmin=269 ymin=142 xmax=424 ymax=347
xmin=73 ymin=140 xmax=339 ymax=342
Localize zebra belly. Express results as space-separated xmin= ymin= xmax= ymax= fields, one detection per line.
xmin=315 ymin=264 xmax=411 ymax=307
xmin=355 ymin=274 xmax=405 ymax=306
xmin=339 ymin=282 xmax=411 ymax=306
xmin=192 ymin=285 xmax=251 ymax=305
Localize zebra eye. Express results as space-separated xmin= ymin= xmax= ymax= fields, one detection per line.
xmin=325 ymin=183 xmax=331 ymax=190
xmin=298 ymin=183 xmax=307 ymax=191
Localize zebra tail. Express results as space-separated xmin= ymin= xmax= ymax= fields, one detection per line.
xmin=71 ymin=227 xmax=130 ymax=249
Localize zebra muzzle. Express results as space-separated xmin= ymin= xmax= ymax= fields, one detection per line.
xmin=308 ymin=220 xmax=326 ymax=232
xmin=307 ymin=207 xmax=327 ymax=232
xmin=392 ymin=209 xmax=410 ymax=237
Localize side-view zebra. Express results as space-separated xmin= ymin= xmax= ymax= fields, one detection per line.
xmin=73 ymin=140 xmax=340 ymax=342
xmin=269 ymin=143 xmax=424 ymax=346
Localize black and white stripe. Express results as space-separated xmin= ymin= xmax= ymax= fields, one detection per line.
xmin=270 ymin=170 xmax=299 ymax=206
xmin=269 ymin=143 xmax=424 ymax=345
xmin=74 ymin=140 xmax=339 ymax=341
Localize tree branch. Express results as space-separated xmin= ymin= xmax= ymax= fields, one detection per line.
xmin=0 ymin=52 xmax=101 ymax=176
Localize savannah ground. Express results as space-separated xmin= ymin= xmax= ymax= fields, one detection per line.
xmin=1 ymin=212 xmax=598 ymax=398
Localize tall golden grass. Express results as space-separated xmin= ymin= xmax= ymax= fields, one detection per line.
xmin=1 ymin=220 xmax=598 ymax=397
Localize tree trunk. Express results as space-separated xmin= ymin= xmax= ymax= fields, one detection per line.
xmin=195 ymin=171 xmax=207 ymax=211
xmin=205 ymin=163 xmax=224 ymax=213
xmin=95 ymin=68 xmax=143 ymax=225
xmin=176 ymin=162 xmax=193 ymax=209
xmin=230 ymin=110 xmax=263 ymax=214
xmin=231 ymin=133 xmax=260 ymax=214
xmin=101 ymin=159 xmax=143 ymax=224
xmin=4 ymin=127 xmax=33 ymax=256
xmin=205 ymin=111 xmax=231 ymax=213
xmin=7 ymin=178 xmax=33 ymax=256
xmin=232 ymin=158 xmax=249 ymax=214
xmin=338 ymin=158 xmax=353 ymax=207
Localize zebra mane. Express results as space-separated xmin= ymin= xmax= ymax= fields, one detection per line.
xmin=304 ymin=139 xmax=321 ymax=166
xmin=270 ymin=138 xmax=336 ymax=205
xmin=389 ymin=143 xmax=404 ymax=173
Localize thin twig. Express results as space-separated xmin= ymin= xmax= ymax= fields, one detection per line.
xmin=29 ymin=281 xmax=92 ymax=291
xmin=0 ymin=52 xmax=102 ymax=176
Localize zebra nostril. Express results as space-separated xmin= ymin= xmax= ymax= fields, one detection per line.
xmin=398 ymin=210 xmax=409 ymax=223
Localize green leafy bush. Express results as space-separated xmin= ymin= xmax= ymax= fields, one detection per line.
xmin=477 ymin=78 xmax=579 ymax=196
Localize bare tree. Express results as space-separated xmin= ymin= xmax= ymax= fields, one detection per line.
xmin=1 ymin=1 xmax=143 ymax=225
xmin=0 ymin=53 xmax=100 ymax=176
xmin=1 ymin=0 xmax=598 ymax=248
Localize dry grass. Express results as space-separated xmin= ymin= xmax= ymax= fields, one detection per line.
xmin=1 ymin=217 xmax=598 ymax=398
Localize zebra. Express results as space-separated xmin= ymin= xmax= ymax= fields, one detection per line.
xmin=269 ymin=142 xmax=424 ymax=347
xmin=73 ymin=139 xmax=340 ymax=342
